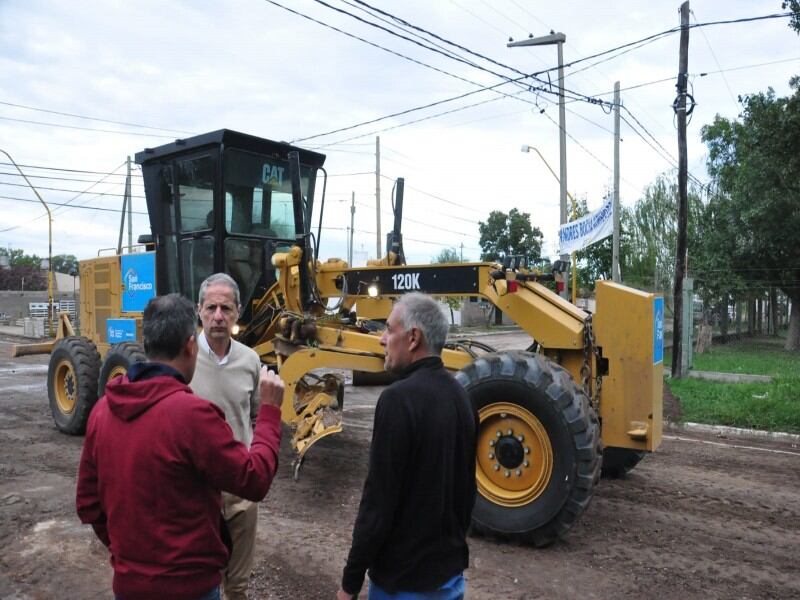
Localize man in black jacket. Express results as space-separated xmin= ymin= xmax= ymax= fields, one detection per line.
xmin=337 ymin=292 xmax=478 ymax=600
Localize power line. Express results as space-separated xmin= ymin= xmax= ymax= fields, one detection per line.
xmin=378 ymin=173 xmax=484 ymax=215
xmin=340 ymin=0 xmax=612 ymax=107
xmin=690 ymin=9 xmax=737 ymax=109
xmin=0 ymin=194 xmax=146 ymax=215
xmin=354 ymin=200 xmax=475 ymax=237
xmin=0 ymin=180 xmax=144 ymax=199
xmin=0 ymin=161 xmax=141 ymax=177
xmin=0 ymin=100 xmax=196 ymax=135
xmin=0 ymin=115 xmax=176 ymax=138
xmin=316 ymin=90 xmax=517 ymax=147
xmin=0 ymin=170 xmax=143 ymax=185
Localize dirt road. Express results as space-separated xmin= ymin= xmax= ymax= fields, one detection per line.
xmin=1 ymin=332 xmax=798 ymax=599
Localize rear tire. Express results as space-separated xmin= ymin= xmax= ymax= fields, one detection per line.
xmin=455 ymin=351 xmax=601 ymax=547
xmin=98 ymin=342 xmax=146 ymax=397
xmin=601 ymin=447 xmax=646 ymax=479
xmin=47 ymin=337 xmax=101 ymax=435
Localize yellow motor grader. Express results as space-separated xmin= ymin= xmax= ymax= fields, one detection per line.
xmin=14 ymin=129 xmax=663 ymax=546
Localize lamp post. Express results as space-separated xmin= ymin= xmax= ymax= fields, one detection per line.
xmin=521 ymin=145 xmax=578 ymax=304
xmin=0 ymin=149 xmax=54 ymax=336
xmin=509 ymin=33 xmax=568 ymax=298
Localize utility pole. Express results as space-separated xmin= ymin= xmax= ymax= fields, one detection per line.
xmin=672 ymin=1 xmax=690 ymax=379
xmin=375 ymin=136 xmax=382 ymax=259
xmin=508 ymin=33 xmax=568 ymax=298
xmin=460 ymin=242 xmax=464 ymax=262
xmin=126 ymin=156 xmax=132 ymax=250
xmin=349 ymin=192 xmax=355 ymax=266
xmin=612 ymin=82 xmax=621 ymax=282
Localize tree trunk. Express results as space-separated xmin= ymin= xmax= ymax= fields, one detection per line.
xmin=770 ymin=288 xmax=779 ymax=335
xmin=719 ymin=295 xmax=729 ymax=343
xmin=786 ymin=294 xmax=799 ymax=351
xmin=748 ymin=294 xmax=755 ymax=335
xmin=756 ymin=298 xmax=763 ymax=334
xmin=735 ymin=299 xmax=742 ymax=336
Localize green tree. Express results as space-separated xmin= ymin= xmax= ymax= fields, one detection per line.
xmin=431 ymin=247 xmax=464 ymax=325
xmin=619 ymin=174 xmax=703 ymax=300
xmin=478 ymin=209 xmax=543 ymax=266
xmin=52 ymin=254 xmax=78 ymax=274
xmin=0 ymin=247 xmax=47 ymax=291
xmin=701 ymin=81 xmax=800 ymax=350
xmin=784 ymin=0 xmax=800 ymax=32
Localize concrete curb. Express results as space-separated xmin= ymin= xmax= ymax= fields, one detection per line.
xmin=687 ymin=370 xmax=772 ymax=384
xmin=666 ymin=421 xmax=800 ymax=444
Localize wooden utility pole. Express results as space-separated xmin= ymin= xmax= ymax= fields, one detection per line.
xmin=671 ymin=1 xmax=690 ymax=378
xmin=375 ymin=136 xmax=382 ymax=259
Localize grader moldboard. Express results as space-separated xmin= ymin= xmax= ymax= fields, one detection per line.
xmin=14 ymin=129 xmax=663 ymax=547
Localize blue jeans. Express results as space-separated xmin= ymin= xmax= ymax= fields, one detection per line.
xmin=368 ymin=574 xmax=465 ymax=600
xmin=116 ymin=587 xmax=219 ymax=600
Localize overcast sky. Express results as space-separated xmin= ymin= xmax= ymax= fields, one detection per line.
xmin=1 ymin=0 xmax=797 ymax=267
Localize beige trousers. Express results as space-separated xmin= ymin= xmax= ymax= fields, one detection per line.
xmin=221 ymin=492 xmax=258 ymax=600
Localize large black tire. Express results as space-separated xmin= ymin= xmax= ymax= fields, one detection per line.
xmin=455 ymin=351 xmax=601 ymax=547
xmin=601 ymin=447 xmax=646 ymax=479
xmin=98 ymin=342 xmax=146 ymax=397
xmin=47 ymin=336 xmax=101 ymax=435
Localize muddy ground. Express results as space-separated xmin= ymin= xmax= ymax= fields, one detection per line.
xmin=0 ymin=332 xmax=798 ymax=600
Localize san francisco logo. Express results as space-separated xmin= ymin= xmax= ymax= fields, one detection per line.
xmin=124 ymin=267 xmax=153 ymax=297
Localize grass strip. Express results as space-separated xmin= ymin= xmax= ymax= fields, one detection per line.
xmin=667 ymin=375 xmax=800 ymax=433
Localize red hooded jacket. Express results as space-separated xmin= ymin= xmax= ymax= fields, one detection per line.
xmin=76 ymin=364 xmax=281 ymax=600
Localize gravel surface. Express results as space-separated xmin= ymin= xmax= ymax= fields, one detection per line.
xmin=1 ymin=332 xmax=798 ymax=599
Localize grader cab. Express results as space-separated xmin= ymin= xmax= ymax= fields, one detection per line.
xmin=15 ymin=129 xmax=663 ymax=546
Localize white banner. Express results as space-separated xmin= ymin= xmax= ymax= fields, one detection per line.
xmin=558 ymin=198 xmax=613 ymax=254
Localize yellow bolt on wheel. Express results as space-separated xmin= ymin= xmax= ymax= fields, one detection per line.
xmin=476 ymin=402 xmax=553 ymax=508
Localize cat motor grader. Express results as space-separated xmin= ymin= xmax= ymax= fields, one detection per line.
xmin=13 ymin=129 xmax=663 ymax=546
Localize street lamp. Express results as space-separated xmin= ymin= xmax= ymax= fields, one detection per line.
xmin=509 ymin=33 xmax=568 ymax=298
xmin=521 ymin=145 xmax=578 ymax=304
xmin=0 ymin=149 xmax=54 ymax=336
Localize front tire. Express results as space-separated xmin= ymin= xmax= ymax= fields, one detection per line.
xmin=47 ymin=337 xmax=101 ymax=435
xmin=455 ymin=351 xmax=601 ymax=547
xmin=98 ymin=342 xmax=146 ymax=397
xmin=601 ymin=447 xmax=646 ymax=479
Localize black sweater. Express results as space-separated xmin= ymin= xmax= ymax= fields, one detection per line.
xmin=341 ymin=356 xmax=478 ymax=595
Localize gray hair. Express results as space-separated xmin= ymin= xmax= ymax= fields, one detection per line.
xmin=395 ymin=292 xmax=448 ymax=356
xmin=198 ymin=272 xmax=240 ymax=306
xmin=142 ymin=293 xmax=197 ymax=360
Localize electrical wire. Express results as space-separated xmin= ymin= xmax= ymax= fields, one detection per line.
xmin=0 ymin=100 xmax=197 ymax=136
xmin=0 ymin=115 xmax=177 ymax=138
xmin=0 ymin=194 xmax=147 ymax=215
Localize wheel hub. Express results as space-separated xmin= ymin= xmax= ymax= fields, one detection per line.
xmin=496 ymin=435 xmax=525 ymax=469
xmin=475 ymin=402 xmax=553 ymax=508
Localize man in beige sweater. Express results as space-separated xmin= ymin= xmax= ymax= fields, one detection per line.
xmin=192 ymin=273 xmax=266 ymax=600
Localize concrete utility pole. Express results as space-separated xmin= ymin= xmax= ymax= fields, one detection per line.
xmin=508 ymin=33 xmax=569 ymax=298
xmin=612 ymin=82 xmax=621 ymax=282
xmin=672 ymin=1 xmax=690 ymax=379
xmin=375 ymin=136 xmax=382 ymax=259
xmin=460 ymin=242 xmax=464 ymax=262
xmin=349 ymin=192 xmax=355 ymax=266
xmin=126 ymin=156 xmax=132 ymax=250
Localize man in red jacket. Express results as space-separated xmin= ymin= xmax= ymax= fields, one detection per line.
xmin=76 ymin=293 xmax=284 ymax=600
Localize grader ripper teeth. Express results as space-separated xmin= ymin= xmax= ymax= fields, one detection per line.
xmin=18 ymin=129 xmax=663 ymax=547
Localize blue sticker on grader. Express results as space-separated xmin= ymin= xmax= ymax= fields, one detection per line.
xmin=121 ymin=253 xmax=156 ymax=312
xmin=107 ymin=319 xmax=137 ymax=344
xmin=653 ymin=296 xmax=664 ymax=364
